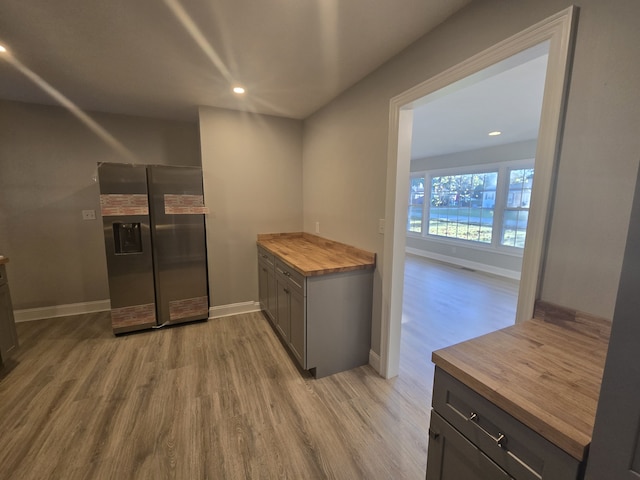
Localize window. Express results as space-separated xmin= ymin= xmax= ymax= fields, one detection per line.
xmin=428 ymin=172 xmax=498 ymax=243
xmin=408 ymin=175 xmax=425 ymax=233
xmin=408 ymin=163 xmax=534 ymax=250
xmin=501 ymin=168 xmax=534 ymax=248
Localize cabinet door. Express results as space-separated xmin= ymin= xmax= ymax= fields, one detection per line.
xmin=427 ymin=412 xmax=512 ymax=480
xmin=258 ymin=260 xmax=269 ymax=312
xmin=275 ymin=276 xmax=290 ymax=342
xmin=0 ymin=283 xmax=18 ymax=360
xmin=289 ymin=288 xmax=306 ymax=368
xmin=266 ymin=266 xmax=277 ymax=321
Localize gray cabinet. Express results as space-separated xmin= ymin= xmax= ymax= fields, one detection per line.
xmin=585 ymin=167 xmax=640 ymax=479
xmin=288 ymin=286 xmax=305 ymax=365
xmin=275 ymin=259 xmax=306 ymax=367
xmin=427 ymin=412 xmax=512 ymax=480
xmin=275 ymin=269 xmax=291 ymax=343
xmin=257 ymin=246 xmax=373 ymax=378
xmin=0 ymin=264 xmax=18 ymax=366
xmin=427 ymin=368 xmax=582 ymax=480
xmin=257 ymin=246 xmax=276 ymax=323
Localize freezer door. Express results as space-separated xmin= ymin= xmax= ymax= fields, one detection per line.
xmin=98 ymin=163 xmax=157 ymax=333
xmin=147 ymin=165 xmax=209 ymax=325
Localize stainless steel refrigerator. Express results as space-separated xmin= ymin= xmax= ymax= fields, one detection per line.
xmin=98 ymin=162 xmax=209 ymax=334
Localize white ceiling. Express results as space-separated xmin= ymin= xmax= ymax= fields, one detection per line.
xmin=411 ymin=44 xmax=550 ymax=159
xmin=0 ymin=0 xmax=471 ymax=121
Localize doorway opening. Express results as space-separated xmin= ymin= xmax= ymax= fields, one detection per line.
xmin=380 ymin=7 xmax=577 ymax=378
xmin=400 ymin=43 xmax=549 ymax=375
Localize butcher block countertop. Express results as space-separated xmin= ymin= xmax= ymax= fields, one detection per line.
xmin=432 ymin=301 xmax=612 ymax=461
xmin=257 ymin=232 xmax=375 ymax=276
xmin=0 ymin=256 xmax=8 ymax=265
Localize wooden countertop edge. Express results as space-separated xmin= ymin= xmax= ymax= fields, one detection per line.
xmin=270 ymin=254 xmax=375 ymax=277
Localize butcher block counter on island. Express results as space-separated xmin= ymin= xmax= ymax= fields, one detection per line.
xmin=257 ymin=233 xmax=375 ymax=378
xmin=427 ymin=301 xmax=612 ymax=480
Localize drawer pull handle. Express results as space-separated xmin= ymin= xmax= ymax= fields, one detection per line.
xmin=467 ymin=412 xmax=508 ymax=450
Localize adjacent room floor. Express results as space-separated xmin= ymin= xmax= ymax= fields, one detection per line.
xmin=0 ymin=255 xmax=518 ymax=479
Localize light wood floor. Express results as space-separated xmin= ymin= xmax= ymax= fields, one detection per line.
xmin=0 ymin=255 xmax=517 ymax=479
xmin=400 ymin=254 xmax=518 ymax=383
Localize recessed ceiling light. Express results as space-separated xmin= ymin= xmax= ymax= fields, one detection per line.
xmin=233 ymin=86 xmax=245 ymax=95
xmin=488 ymin=131 xmax=502 ymax=136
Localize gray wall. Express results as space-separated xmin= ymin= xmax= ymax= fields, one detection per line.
xmin=407 ymin=140 xmax=537 ymax=276
xmin=198 ymin=107 xmax=303 ymax=308
xmin=0 ymin=100 xmax=201 ymax=309
xmin=302 ymin=0 xmax=640 ymax=355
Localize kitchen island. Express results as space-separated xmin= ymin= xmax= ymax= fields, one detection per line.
xmin=257 ymin=232 xmax=375 ymax=378
xmin=427 ymin=301 xmax=611 ymax=479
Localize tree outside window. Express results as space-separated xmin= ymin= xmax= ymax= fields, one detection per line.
xmin=428 ymin=172 xmax=498 ymax=243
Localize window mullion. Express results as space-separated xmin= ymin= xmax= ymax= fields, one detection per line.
xmin=492 ymin=165 xmax=509 ymax=248
xmin=423 ymin=173 xmax=431 ymax=237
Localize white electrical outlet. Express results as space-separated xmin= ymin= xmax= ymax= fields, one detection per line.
xmin=378 ymin=219 xmax=385 ymax=234
xmin=315 ymin=221 xmax=320 ymax=233
xmin=82 ymin=209 xmax=96 ymax=220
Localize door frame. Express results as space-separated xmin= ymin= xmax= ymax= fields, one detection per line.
xmin=380 ymin=6 xmax=578 ymax=378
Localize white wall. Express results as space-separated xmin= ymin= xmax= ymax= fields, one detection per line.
xmin=198 ymin=107 xmax=303 ymax=309
xmin=302 ymin=0 xmax=640 ymax=355
xmin=0 ymin=100 xmax=201 ymax=310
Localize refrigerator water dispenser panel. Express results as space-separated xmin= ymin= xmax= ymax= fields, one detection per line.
xmin=113 ymin=223 xmax=143 ymax=254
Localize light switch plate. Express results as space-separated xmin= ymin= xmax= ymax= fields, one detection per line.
xmin=82 ymin=209 xmax=96 ymax=220
xmin=378 ymin=218 xmax=385 ymax=234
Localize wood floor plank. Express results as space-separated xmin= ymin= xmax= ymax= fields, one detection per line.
xmin=0 ymin=255 xmax=517 ymax=479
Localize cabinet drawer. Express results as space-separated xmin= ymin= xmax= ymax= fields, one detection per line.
xmin=432 ymin=368 xmax=582 ymax=480
xmin=427 ymin=411 xmax=512 ymax=480
xmin=275 ymin=259 xmax=305 ymax=296
xmin=257 ymin=246 xmax=275 ymax=268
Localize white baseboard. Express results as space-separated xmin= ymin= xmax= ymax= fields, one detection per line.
xmin=14 ymin=300 xmax=111 ymax=323
xmin=405 ymin=247 xmax=521 ymax=280
xmin=369 ymin=349 xmax=381 ymax=374
xmin=209 ymin=301 xmax=261 ymax=319
xmin=14 ymin=299 xmax=262 ymax=323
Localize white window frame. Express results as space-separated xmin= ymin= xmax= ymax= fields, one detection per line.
xmin=407 ymin=158 xmax=534 ymax=254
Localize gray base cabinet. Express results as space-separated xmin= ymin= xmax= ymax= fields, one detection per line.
xmin=258 ymin=247 xmax=373 ymax=378
xmin=427 ymin=412 xmax=512 ymax=480
xmin=275 ymin=259 xmax=305 ymax=365
xmin=288 ymin=284 xmax=305 ymax=366
xmin=257 ymin=246 xmax=276 ymax=323
xmin=0 ymin=264 xmax=18 ymax=366
xmin=427 ymin=368 xmax=583 ymax=480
